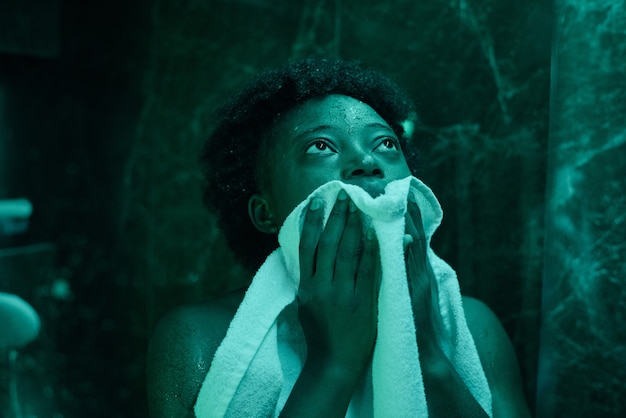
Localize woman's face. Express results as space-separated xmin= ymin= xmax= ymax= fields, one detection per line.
xmin=254 ymin=94 xmax=413 ymax=228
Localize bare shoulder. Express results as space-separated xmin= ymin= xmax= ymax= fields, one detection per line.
xmin=462 ymin=296 xmax=503 ymax=346
xmin=147 ymin=288 xmax=246 ymax=418
xmin=461 ymin=296 xmax=531 ymax=418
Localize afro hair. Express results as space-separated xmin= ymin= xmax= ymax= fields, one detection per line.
xmin=200 ymin=57 xmax=420 ymax=271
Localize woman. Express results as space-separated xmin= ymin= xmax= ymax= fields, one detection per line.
xmin=147 ymin=58 xmax=531 ymax=417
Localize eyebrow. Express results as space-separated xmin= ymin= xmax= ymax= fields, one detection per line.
xmin=293 ymin=125 xmax=335 ymax=139
xmin=293 ymin=122 xmax=394 ymax=139
xmin=365 ymin=122 xmax=395 ymax=131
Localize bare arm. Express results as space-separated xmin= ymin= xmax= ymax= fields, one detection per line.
xmin=147 ymin=301 xmax=238 ymax=418
xmin=463 ymin=296 xmax=532 ymax=418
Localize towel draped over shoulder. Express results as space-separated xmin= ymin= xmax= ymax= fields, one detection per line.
xmin=194 ymin=176 xmax=493 ymax=417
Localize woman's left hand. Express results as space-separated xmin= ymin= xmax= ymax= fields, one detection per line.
xmin=404 ymin=199 xmax=446 ymax=350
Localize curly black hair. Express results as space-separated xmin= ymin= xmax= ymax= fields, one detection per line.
xmin=200 ymin=57 xmax=421 ymax=271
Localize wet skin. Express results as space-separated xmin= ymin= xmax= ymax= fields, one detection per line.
xmin=251 ymin=94 xmax=413 ymax=229
xmin=252 ymin=94 xmax=488 ymax=416
xmin=147 ymin=94 xmax=532 ymax=418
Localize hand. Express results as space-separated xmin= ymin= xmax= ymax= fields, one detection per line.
xmin=404 ymin=199 xmax=446 ymax=349
xmin=297 ymin=190 xmax=380 ymax=376
xmin=404 ymin=200 xmax=494 ymax=417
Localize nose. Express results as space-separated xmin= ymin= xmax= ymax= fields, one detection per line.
xmin=343 ymin=149 xmax=383 ymax=179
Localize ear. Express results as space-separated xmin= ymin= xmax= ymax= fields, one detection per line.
xmin=248 ymin=194 xmax=278 ymax=234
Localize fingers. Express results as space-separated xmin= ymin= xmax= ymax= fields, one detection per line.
xmin=299 ymin=189 xmax=380 ymax=303
xmin=333 ymin=200 xmax=363 ymax=292
xmin=405 ymin=199 xmax=440 ymax=328
xmin=405 ymin=199 xmax=430 ymax=301
xmin=315 ymin=190 xmax=351 ymax=277
xmin=355 ymin=227 xmax=379 ymax=301
xmin=299 ymin=189 xmax=359 ymax=282
xmin=299 ymin=197 xmax=324 ymax=279
xmin=404 ymin=200 xmax=428 ymax=270
xmin=405 ymin=200 xmax=426 ymax=248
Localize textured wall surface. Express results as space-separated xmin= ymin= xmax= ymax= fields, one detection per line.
xmin=129 ymin=1 xmax=549 ymax=415
xmin=4 ymin=0 xmax=618 ymax=417
xmin=538 ymin=1 xmax=626 ymax=416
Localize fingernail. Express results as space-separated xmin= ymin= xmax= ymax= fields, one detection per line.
xmin=337 ymin=189 xmax=348 ymax=201
xmin=403 ymin=234 xmax=413 ymax=247
xmin=310 ymin=197 xmax=323 ymax=211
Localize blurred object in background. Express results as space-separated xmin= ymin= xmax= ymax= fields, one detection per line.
xmin=0 ymin=292 xmax=40 ymax=349
xmin=0 ymin=199 xmax=33 ymax=236
xmin=0 ymin=195 xmax=59 ymax=416
xmin=0 ymin=293 xmax=40 ymax=418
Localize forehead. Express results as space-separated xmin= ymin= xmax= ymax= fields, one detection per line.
xmin=275 ymin=94 xmax=390 ymax=135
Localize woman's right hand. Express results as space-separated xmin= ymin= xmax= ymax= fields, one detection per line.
xmin=297 ymin=189 xmax=380 ymax=377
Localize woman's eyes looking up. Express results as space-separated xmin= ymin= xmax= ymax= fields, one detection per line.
xmin=306 ymin=140 xmax=335 ymax=154
xmin=304 ymin=137 xmax=399 ymax=155
xmin=376 ymin=138 xmax=399 ymax=151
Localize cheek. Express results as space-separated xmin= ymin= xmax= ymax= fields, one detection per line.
xmin=392 ymin=159 xmax=413 ymax=178
xmin=271 ymin=175 xmax=334 ymax=223
xmin=275 ymin=181 xmax=317 ymax=219
xmin=265 ymin=176 xmax=305 ymax=223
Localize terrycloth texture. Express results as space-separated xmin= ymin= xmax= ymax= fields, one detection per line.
xmin=194 ymin=176 xmax=493 ymax=417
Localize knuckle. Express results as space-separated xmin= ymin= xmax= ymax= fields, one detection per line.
xmin=329 ymin=199 xmax=348 ymax=215
xmin=317 ymin=233 xmax=337 ymax=249
xmin=363 ymin=240 xmax=378 ymax=256
xmin=358 ymin=254 xmax=378 ymax=276
xmin=299 ymin=239 xmax=316 ymax=254
xmin=358 ymin=265 xmax=374 ymax=278
xmin=303 ymin=210 xmax=322 ymax=227
xmin=337 ymin=246 xmax=358 ymax=262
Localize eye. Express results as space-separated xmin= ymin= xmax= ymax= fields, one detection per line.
xmin=305 ymin=139 xmax=336 ymax=155
xmin=375 ymin=137 xmax=400 ymax=152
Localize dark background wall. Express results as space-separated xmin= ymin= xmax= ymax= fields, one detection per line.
xmin=0 ymin=0 xmax=623 ymax=417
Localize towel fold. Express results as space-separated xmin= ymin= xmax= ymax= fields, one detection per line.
xmin=194 ymin=176 xmax=492 ymax=417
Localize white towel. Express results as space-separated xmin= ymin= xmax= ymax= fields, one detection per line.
xmin=194 ymin=176 xmax=492 ymax=417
